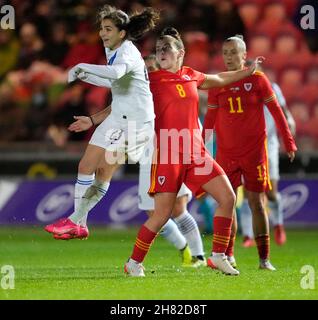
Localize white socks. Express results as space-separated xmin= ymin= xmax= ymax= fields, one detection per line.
xmin=160 ymin=219 xmax=187 ymax=250
xmin=268 ymin=193 xmax=283 ymax=226
xmin=73 ymin=173 xmax=95 ymax=213
xmin=69 ymin=178 xmax=110 ymax=226
xmin=174 ymin=210 xmax=204 ymax=257
xmin=240 ymin=199 xmax=254 ymax=238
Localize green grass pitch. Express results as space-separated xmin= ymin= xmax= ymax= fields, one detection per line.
xmin=0 ymin=226 xmax=317 ymax=300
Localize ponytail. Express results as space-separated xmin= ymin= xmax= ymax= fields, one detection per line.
xmin=97 ymin=5 xmax=160 ymax=41
xmin=127 ymin=8 xmax=160 ymax=40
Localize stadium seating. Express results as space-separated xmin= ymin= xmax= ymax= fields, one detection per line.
xmin=249 ymin=34 xmax=272 ymax=56
xmin=238 ymin=2 xmax=261 ymax=28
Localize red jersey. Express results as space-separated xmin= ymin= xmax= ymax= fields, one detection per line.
xmin=149 ymin=67 xmax=206 ymax=155
xmin=207 ymin=71 xmax=296 ymax=157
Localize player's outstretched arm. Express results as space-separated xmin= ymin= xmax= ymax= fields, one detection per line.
xmin=69 ymin=63 xmax=127 ymax=83
xmin=200 ymin=56 xmax=265 ymax=89
xmin=68 ymin=106 xmax=111 ymax=132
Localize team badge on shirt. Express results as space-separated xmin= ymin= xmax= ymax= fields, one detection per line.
xmin=158 ymin=176 xmax=166 ymax=185
xmin=244 ymin=83 xmax=252 ymax=91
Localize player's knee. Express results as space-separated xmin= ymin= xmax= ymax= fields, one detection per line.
xmin=219 ymin=190 xmax=236 ymax=211
xmin=266 ymin=191 xmax=277 ymax=202
xmin=152 ymin=212 xmax=171 ymax=230
xmin=78 ymin=159 xmax=95 ymax=175
xmin=96 ymin=166 xmax=109 ymax=180
xmin=171 ymin=197 xmax=187 ymax=217
xmin=250 ymin=200 xmax=265 ymax=216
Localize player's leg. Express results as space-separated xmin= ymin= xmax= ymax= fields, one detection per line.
xmin=126 ymin=154 xmax=183 ymax=276
xmin=267 ymin=180 xmax=286 ymax=245
xmin=201 ymin=175 xmax=239 ymax=275
xmin=245 ymin=190 xmax=276 ymax=271
xmin=242 ymin=143 xmax=276 ymax=270
xmin=44 ymin=143 xmax=106 ymax=238
xmin=225 ymin=204 xmax=238 ymax=268
xmin=147 ymin=209 xmax=191 ymax=265
xmin=185 ymin=155 xmax=238 ymax=275
xmin=125 ymin=192 xmax=177 ymax=276
xmin=72 ymin=151 xmax=122 ymax=226
xmin=138 ymin=147 xmax=190 ymax=264
xmin=186 ymin=156 xmax=238 ymax=274
xmin=266 ymin=136 xmax=286 ymax=245
xmin=50 ymin=150 xmax=122 ymax=239
xmin=172 ymin=192 xmax=206 ymax=267
xmin=240 ymin=189 xmax=255 ymax=247
xmin=197 ymin=195 xmax=214 ymax=234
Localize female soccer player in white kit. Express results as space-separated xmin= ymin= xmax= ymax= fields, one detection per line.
xmin=45 ymin=5 xmax=160 ymax=239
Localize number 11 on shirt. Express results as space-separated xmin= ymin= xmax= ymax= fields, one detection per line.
xmin=228 ymin=96 xmax=244 ymax=113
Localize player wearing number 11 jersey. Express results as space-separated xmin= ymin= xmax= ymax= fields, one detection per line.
xmin=203 ymin=35 xmax=297 ymax=270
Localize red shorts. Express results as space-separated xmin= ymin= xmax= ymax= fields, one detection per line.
xmin=148 ymin=149 xmax=225 ymax=198
xmin=216 ymin=142 xmax=271 ymax=193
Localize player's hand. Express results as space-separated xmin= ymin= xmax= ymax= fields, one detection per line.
xmin=288 ymin=118 xmax=296 ymax=137
xmin=249 ymin=56 xmax=265 ymax=74
xmin=68 ymin=66 xmax=84 ymax=82
xmin=287 ymin=151 xmax=295 ymax=162
xmin=68 ymin=116 xmax=93 ymax=132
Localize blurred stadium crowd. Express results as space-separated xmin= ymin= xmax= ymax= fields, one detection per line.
xmin=0 ymin=0 xmax=317 ymax=151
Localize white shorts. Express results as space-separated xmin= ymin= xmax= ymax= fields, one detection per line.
xmin=138 ymin=146 xmax=192 ymax=211
xmin=89 ymin=113 xmax=154 ymax=163
xmin=267 ymin=139 xmax=279 ymax=181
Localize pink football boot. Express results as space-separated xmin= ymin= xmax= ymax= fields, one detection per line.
xmin=53 ymin=226 xmax=89 ymax=240
xmin=45 ymin=218 xmax=83 ymax=236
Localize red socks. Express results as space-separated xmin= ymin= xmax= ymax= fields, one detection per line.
xmin=225 ymin=234 xmax=236 ymax=257
xmin=255 ymin=234 xmax=270 ymax=260
xmin=131 ymin=225 xmax=157 ymax=263
xmin=212 ymin=216 xmax=233 ymax=253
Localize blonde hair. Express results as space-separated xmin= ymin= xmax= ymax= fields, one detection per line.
xmin=225 ymin=34 xmax=246 ymax=52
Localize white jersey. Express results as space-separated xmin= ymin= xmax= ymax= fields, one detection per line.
xmin=264 ymin=82 xmax=286 ymax=149
xmin=105 ymin=40 xmax=155 ymax=122
xmin=264 ymin=82 xmax=286 ymax=180
xmin=69 ymin=40 xmax=155 ymax=123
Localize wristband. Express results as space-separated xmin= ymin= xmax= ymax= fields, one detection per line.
xmin=89 ymin=116 xmax=95 ymax=126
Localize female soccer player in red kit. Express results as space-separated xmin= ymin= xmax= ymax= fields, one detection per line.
xmin=125 ymin=28 xmax=264 ymax=276
xmin=202 ymin=35 xmax=297 ymax=271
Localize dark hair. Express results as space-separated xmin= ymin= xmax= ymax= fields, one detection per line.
xmin=97 ymin=5 xmax=160 ymax=41
xmin=158 ymin=27 xmax=184 ymax=50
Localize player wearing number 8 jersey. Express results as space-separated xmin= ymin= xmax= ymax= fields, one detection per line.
xmin=203 ymin=35 xmax=297 ymax=270
xmin=125 ymin=28 xmax=264 ymax=277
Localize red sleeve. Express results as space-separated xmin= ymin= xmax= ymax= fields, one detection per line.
xmin=258 ymin=74 xmax=297 ymax=152
xmin=207 ymin=88 xmax=219 ymax=107
xmin=202 ymin=108 xmax=218 ymax=143
xmin=256 ymin=72 xmax=276 ymax=104
xmin=203 ymin=89 xmax=219 ymax=143
xmin=186 ymin=67 xmax=206 ymax=87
